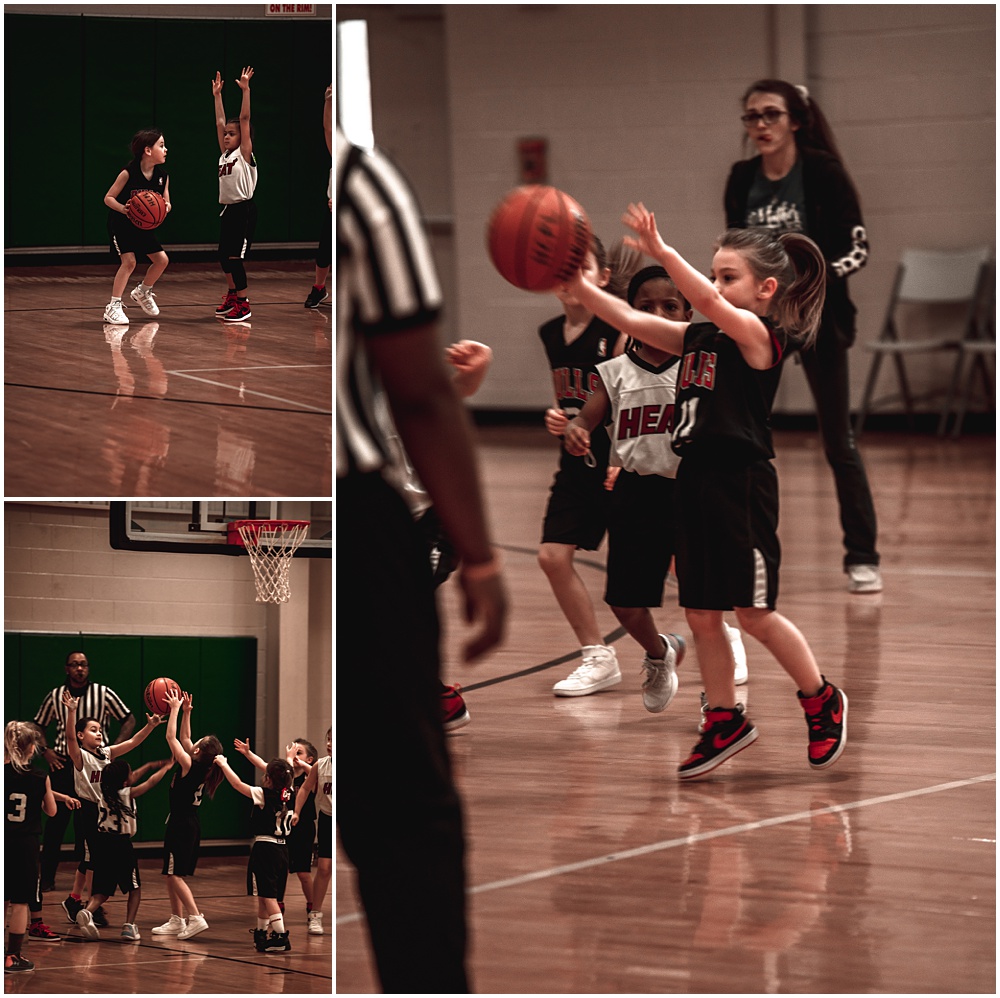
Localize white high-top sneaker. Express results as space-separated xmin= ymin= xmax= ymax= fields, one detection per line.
xmin=552 ymin=644 xmax=621 ymax=696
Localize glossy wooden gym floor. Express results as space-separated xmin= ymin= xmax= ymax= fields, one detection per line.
xmin=4 ymin=262 xmax=331 ymax=497
xmin=6 ymin=857 xmax=331 ymax=994
xmin=337 ymin=427 xmax=996 ymax=994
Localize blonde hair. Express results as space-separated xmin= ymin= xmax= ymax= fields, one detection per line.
xmin=5 ymin=721 xmax=42 ymax=772
xmin=715 ymin=228 xmax=826 ymax=347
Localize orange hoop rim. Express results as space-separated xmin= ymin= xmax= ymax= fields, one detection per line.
xmin=226 ymin=519 xmax=311 ymax=548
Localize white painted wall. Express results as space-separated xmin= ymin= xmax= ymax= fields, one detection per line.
xmin=4 ymin=502 xmax=331 ymax=761
xmin=339 ymin=3 xmax=995 ymax=415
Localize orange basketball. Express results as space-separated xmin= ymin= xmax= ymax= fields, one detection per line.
xmin=126 ymin=190 xmax=167 ymax=230
xmin=143 ymin=676 xmax=181 ymax=715
xmin=486 ymin=185 xmax=592 ymax=291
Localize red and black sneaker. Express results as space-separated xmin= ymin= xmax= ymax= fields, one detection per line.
xmin=28 ymin=920 xmax=61 ymax=940
xmin=798 ymin=678 xmax=848 ymax=769
xmin=678 ymin=703 xmax=758 ymax=780
xmin=215 ymin=290 xmax=238 ymax=315
xmin=222 ymin=298 xmax=252 ymax=322
xmin=441 ymin=684 xmax=471 ymax=732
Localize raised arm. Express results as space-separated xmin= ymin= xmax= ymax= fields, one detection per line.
xmin=179 ymin=692 xmax=195 ymax=753
xmin=292 ymin=761 xmax=318 ymax=823
xmin=61 ymin=690 xmax=83 ymax=771
xmin=163 ymin=692 xmax=192 ymax=775
xmin=236 ymin=65 xmax=254 ymax=160
xmin=108 ymin=710 xmax=161 ymax=760
xmin=213 ymin=754 xmax=255 ymax=799
xmin=234 ymin=737 xmax=267 ymax=773
xmin=130 ymin=759 xmax=174 ymax=800
xmin=212 ymin=71 xmax=226 ymax=154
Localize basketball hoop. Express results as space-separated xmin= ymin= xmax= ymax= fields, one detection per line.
xmin=227 ymin=520 xmax=310 ymax=603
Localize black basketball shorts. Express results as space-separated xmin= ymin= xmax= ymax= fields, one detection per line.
xmin=162 ymin=814 xmax=201 ymax=877
xmin=6 ymin=834 xmax=42 ymax=905
xmin=91 ymin=832 xmax=140 ymax=898
xmin=287 ymin=815 xmax=316 ymax=874
xmin=247 ymin=840 xmax=289 ymax=900
xmin=108 ymin=210 xmax=163 ymax=260
xmin=541 ymin=455 xmax=612 ymax=551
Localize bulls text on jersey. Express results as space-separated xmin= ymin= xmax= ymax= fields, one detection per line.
xmin=552 ymin=367 xmax=601 ymax=403
xmin=678 ymin=350 xmax=718 ymax=391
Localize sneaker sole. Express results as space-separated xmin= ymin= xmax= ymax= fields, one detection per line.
xmin=443 ymin=710 xmax=471 ymax=732
xmin=177 ymin=924 xmax=208 ymax=940
xmin=552 ymin=670 xmax=622 ymax=697
xmin=808 ymin=691 xmax=848 ymax=769
xmin=678 ymin=726 xmax=759 ymax=780
xmin=222 ymin=312 xmax=252 ymax=322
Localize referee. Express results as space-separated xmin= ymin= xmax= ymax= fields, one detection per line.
xmin=33 ymin=650 xmax=134 ymax=894
xmin=336 ymin=126 xmax=506 ymax=993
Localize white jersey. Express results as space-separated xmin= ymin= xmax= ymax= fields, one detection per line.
xmin=597 ymin=350 xmax=682 ymax=479
xmin=218 ymin=148 xmax=257 ymax=204
xmin=98 ymin=786 xmax=136 ymax=837
xmin=74 ymin=745 xmax=112 ymax=805
xmin=314 ymin=756 xmax=332 ymax=816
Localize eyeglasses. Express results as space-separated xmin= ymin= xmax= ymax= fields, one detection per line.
xmin=741 ymin=110 xmax=789 ymax=127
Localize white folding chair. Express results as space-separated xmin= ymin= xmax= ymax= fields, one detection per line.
xmin=854 ymin=245 xmax=993 ymax=437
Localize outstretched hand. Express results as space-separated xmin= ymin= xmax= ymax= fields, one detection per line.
xmin=237 ymin=66 xmax=254 ymax=90
xmin=233 ymin=737 xmax=251 ymax=757
xmin=61 ymin=689 xmax=79 ymax=713
xmin=212 ymin=71 xmax=223 ymax=96
xmin=621 ymin=202 xmax=669 ymax=260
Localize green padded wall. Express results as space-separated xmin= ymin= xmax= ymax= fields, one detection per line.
xmin=5 ymin=13 xmax=332 ymax=250
xmin=5 ymin=632 xmax=258 ymax=843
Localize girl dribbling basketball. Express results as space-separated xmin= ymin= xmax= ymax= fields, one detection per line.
xmin=103 ymin=129 xmax=172 ymax=324
xmin=212 ymin=66 xmax=257 ymax=322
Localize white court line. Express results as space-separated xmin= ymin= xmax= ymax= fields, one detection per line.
xmin=335 ymin=773 xmax=996 ymax=926
xmin=170 ymin=364 xmax=330 ymax=373
xmin=167 ymin=372 xmax=331 ymax=412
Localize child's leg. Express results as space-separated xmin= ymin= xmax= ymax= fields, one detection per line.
xmin=734 ymin=606 xmax=824 ymax=695
xmin=611 ymin=605 xmax=666 ymax=659
xmin=86 ymin=892 xmax=109 ymax=913
xmin=169 ymin=875 xmax=201 ymax=917
xmin=163 ymin=875 xmax=182 ymax=916
xmin=7 ymin=902 xmax=29 ymax=936
xmin=686 ymin=608 xmax=735 ymax=707
xmin=70 ymin=867 xmax=87 ymax=898
xmin=296 ymin=871 xmax=314 ymax=907
xmin=220 ymin=259 xmax=236 ymax=291
xmin=112 ymin=253 xmax=136 ymax=298
xmin=314 ymin=264 xmax=329 ymax=288
xmin=538 ymin=542 xmax=603 ymax=646
xmin=143 ymin=250 xmax=169 ymax=287
xmin=125 ymin=888 xmax=140 ymax=925
xmin=312 ymin=858 xmax=331 ymax=915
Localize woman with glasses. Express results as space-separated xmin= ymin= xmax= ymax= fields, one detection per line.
xmin=724 ymin=79 xmax=882 ymax=595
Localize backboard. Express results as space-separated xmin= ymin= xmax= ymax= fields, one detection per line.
xmin=108 ymin=501 xmax=331 ymax=557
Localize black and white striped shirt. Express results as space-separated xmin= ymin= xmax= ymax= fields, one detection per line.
xmin=336 ymin=128 xmax=443 ymax=479
xmin=34 ymin=683 xmax=131 ymax=757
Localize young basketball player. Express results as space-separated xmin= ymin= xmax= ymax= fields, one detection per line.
xmin=103 ymin=129 xmax=172 ymax=324
xmin=212 ymin=66 xmax=257 ymax=322
xmin=213 ymin=753 xmax=296 ymax=952
xmin=61 ymin=690 xmax=163 ymax=932
xmin=564 ymin=204 xmax=848 ymax=778
xmin=152 ymin=691 xmax=223 ymax=941
xmin=291 ymin=727 xmax=330 ymax=935
xmin=5 ymin=722 xmax=58 ymax=973
xmin=73 ymin=757 xmax=173 ymax=941
xmin=304 ymin=84 xmax=333 ymax=309
xmin=231 ymin=736 xmax=320 ymax=932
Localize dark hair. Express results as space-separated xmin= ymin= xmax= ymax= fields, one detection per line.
xmin=226 ymin=116 xmax=255 ymax=143
xmin=266 ymin=758 xmax=295 ymax=826
xmin=75 ymin=716 xmax=101 ymax=739
xmin=129 ymin=129 xmax=163 ymax=165
xmin=100 ymin=758 xmax=134 ymax=823
xmin=714 ymin=228 xmax=826 ymax=347
xmin=192 ymin=734 xmax=225 ymax=798
xmin=65 ymin=650 xmax=86 ymax=665
xmin=293 ymin=739 xmax=318 ymax=764
xmin=627 ymin=265 xmax=690 ymax=311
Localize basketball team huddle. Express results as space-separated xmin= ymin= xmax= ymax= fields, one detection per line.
xmin=3 ymin=683 xmax=331 ymax=974
xmin=101 ymin=69 xmax=334 ymax=327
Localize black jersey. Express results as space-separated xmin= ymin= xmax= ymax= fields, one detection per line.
xmin=292 ymin=772 xmax=316 ymax=823
xmin=539 ymin=315 xmax=619 ymax=417
xmin=112 ymin=160 xmax=168 ymax=208
xmin=5 ymin=763 xmax=47 ymax=837
xmin=249 ymin=786 xmax=294 ymax=842
xmin=167 ymin=760 xmax=211 ymax=817
xmin=671 ymin=319 xmax=789 ymax=465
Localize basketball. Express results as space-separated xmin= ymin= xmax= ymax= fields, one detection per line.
xmin=126 ymin=190 xmax=167 ymax=230
xmin=144 ymin=676 xmax=181 ymax=714
xmin=486 ymin=185 xmax=592 ymax=291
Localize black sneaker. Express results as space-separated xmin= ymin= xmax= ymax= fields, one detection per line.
xmin=678 ymin=703 xmax=758 ymax=780
xmin=251 ymin=928 xmax=268 ymax=952
xmin=91 ymin=905 xmax=109 ymax=928
xmin=4 ymin=954 xmax=34 ymax=973
xmin=798 ymin=678 xmax=848 ymax=769
xmin=264 ymin=930 xmax=291 ymax=953
xmin=61 ymin=895 xmax=84 ymax=924
xmin=304 ymin=285 xmax=328 ymax=308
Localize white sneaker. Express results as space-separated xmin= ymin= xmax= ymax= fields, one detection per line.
xmin=76 ymin=909 xmax=99 ymax=939
xmin=641 ymin=634 xmax=684 ymax=713
xmin=176 ymin=913 xmax=208 ymax=940
xmin=725 ymin=623 xmax=749 ymax=685
xmin=307 ymin=911 xmax=324 ymax=935
xmin=552 ymin=645 xmax=621 ymax=697
xmin=121 ymin=922 xmax=140 ymax=941
xmin=130 ymin=284 xmax=159 ymax=316
xmin=847 ymin=564 xmax=882 ymax=594
xmin=103 ymin=299 xmax=129 ymax=324
xmin=151 ymin=914 xmax=186 ymax=935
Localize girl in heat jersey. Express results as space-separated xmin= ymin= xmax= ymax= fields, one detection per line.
xmin=212 ymin=66 xmax=258 ymax=322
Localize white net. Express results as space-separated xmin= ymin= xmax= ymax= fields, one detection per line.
xmin=234 ymin=521 xmax=310 ymax=603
